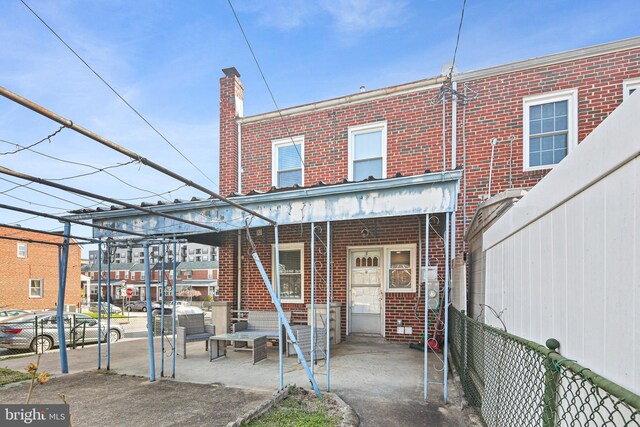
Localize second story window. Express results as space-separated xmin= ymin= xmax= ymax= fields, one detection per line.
xmin=348 ymin=122 xmax=387 ymax=181
xmin=523 ymin=89 xmax=577 ymax=170
xmin=272 ymin=136 xmax=304 ymax=188
xmin=17 ymin=243 xmax=27 ymax=258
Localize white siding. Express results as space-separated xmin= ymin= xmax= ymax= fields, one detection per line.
xmin=483 ymin=93 xmax=640 ymax=394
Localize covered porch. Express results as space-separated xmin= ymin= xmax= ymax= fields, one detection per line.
xmin=70 ymin=170 xmax=461 ymax=401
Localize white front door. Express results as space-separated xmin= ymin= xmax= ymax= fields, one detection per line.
xmin=349 ymin=249 xmax=383 ymax=335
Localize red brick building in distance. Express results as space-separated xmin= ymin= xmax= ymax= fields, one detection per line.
xmin=0 ymin=226 xmax=82 ymax=310
xmin=214 ymin=37 xmax=640 ymax=343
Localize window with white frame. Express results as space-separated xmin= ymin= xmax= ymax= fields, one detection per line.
xmin=115 ymin=271 xmax=120 ymax=279
xmin=140 ymin=271 xmax=145 ymax=280
xmin=208 ymin=269 xmax=214 ymax=280
xmin=272 ymin=243 xmax=304 ymax=303
xmin=272 ymin=136 xmax=304 ymax=188
xmin=348 ymin=122 xmax=387 ymax=181
xmin=125 ymin=271 xmax=129 ymax=279
xmin=523 ymin=90 xmax=577 ymax=170
xmin=623 ymin=77 xmax=640 ymax=101
xmin=29 ymin=279 xmax=43 ymax=298
xmin=17 ymin=243 xmax=27 ymax=258
xmin=385 ymin=245 xmax=416 ymax=292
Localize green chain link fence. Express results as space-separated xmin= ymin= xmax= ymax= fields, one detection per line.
xmin=449 ymin=307 xmax=640 ymax=426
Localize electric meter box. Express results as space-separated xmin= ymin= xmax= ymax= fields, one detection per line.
xmin=421 ymin=266 xmax=440 ymax=310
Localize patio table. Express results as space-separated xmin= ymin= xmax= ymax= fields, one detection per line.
xmin=209 ymin=332 xmax=268 ymax=364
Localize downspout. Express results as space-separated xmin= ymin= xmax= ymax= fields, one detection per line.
xmin=237 ymin=230 xmax=242 ymax=311
xmin=237 ymin=123 xmax=242 ymax=194
xmin=451 ymin=81 xmax=457 ymax=257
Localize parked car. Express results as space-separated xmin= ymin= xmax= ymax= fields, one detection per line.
xmin=0 ymin=309 xmax=29 ymax=320
xmin=125 ymin=301 xmax=150 ymax=312
xmin=88 ymin=302 xmax=123 ymax=314
xmin=151 ymin=304 xmax=203 ymax=316
xmin=0 ymin=312 xmax=124 ymax=352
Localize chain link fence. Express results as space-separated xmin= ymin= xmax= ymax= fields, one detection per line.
xmin=449 ymin=307 xmax=640 ymax=426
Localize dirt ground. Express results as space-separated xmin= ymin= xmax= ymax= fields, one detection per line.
xmin=0 ymin=370 xmax=271 ymax=427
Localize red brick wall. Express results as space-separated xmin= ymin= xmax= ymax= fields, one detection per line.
xmin=218 ymin=45 xmax=640 ymax=343
xmin=221 ymin=47 xmax=640 ymax=254
xmin=0 ymin=227 xmax=82 ymax=310
xmin=220 ymin=216 xmax=445 ymax=342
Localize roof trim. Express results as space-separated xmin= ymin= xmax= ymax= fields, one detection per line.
xmin=238 ymin=37 xmax=640 ymax=124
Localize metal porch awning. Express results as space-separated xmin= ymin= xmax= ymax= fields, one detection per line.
xmin=66 ymin=171 xmax=461 ymax=238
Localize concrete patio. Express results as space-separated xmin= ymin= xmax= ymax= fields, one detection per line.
xmin=1 ymin=337 xmax=467 ymax=426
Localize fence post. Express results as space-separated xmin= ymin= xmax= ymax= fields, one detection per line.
xmin=542 ymin=338 xmax=560 ymax=427
xmin=462 ymin=311 xmax=468 ymax=385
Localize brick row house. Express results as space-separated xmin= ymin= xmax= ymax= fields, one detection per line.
xmin=72 ymin=37 xmax=640 ymax=344
xmin=214 ymin=37 xmax=640 ymax=343
xmin=0 ymin=226 xmax=82 ymax=310
xmin=84 ymin=243 xmax=219 ymax=304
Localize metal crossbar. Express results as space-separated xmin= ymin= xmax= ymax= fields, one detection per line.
xmin=449 ymin=308 xmax=640 ymax=426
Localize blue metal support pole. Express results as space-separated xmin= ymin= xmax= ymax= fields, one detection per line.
xmin=443 ymin=212 xmax=451 ymax=403
xmin=310 ymin=222 xmax=315 ymax=375
xmin=56 ymin=222 xmax=71 ymax=373
xmin=97 ymin=242 xmax=102 ymax=369
xmin=143 ymin=242 xmax=156 ymax=381
xmin=252 ymin=251 xmax=322 ymax=397
xmin=424 ymin=214 xmax=430 ymax=401
xmin=106 ymin=242 xmax=112 ymax=370
xmin=172 ymin=239 xmax=177 ymax=378
xmin=274 ymin=225 xmax=284 ymax=390
xmin=326 ymin=221 xmax=331 ymax=392
xmin=160 ymin=242 xmax=166 ymax=377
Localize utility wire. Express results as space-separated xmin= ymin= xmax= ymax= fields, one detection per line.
xmin=0 ymin=138 xmax=189 ymax=202
xmin=227 ymin=0 xmax=305 ymax=169
xmin=20 ymin=0 xmax=217 ymax=188
xmin=0 ymin=125 xmax=65 ymax=156
xmin=448 ymin=0 xmax=468 ymax=79
xmin=0 ymin=175 xmax=106 ymax=208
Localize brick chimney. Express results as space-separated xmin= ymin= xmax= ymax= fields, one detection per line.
xmin=219 ymin=67 xmax=243 ymax=196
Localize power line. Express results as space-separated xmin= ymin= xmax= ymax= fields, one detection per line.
xmin=20 ymin=0 xmax=217 ymax=188
xmin=0 ymin=175 xmax=106 ymax=208
xmin=226 ymin=0 xmax=305 ymax=169
xmin=448 ymin=0 xmax=468 ymax=79
xmin=0 ymin=138 xmax=189 ymax=203
xmin=0 ymin=84 xmax=274 ymax=225
xmin=0 ymin=125 xmax=65 ymax=156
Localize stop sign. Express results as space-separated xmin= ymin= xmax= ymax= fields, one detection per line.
xmin=126 ymin=288 xmax=133 ymax=297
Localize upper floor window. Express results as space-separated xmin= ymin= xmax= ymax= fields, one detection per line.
xmin=17 ymin=243 xmax=27 ymax=258
xmin=523 ymin=90 xmax=577 ymax=171
xmin=272 ymin=136 xmax=304 ymax=188
xmin=348 ymin=122 xmax=387 ymax=181
xmin=623 ymin=77 xmax=640 ymax=101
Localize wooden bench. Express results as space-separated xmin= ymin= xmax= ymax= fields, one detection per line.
xmin=176 ymin=313 xmax=215 ymax=359
xmin=232 ymin=311 xmax=291 ymax=347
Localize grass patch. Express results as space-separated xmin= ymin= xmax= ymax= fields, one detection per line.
xmin=0 ymin=367 xmax=30 ymax=386
xmin=247 ymin=387 xmax=341 ymax=427
xmin=84 ymin=312 xmax=127 ymax=319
